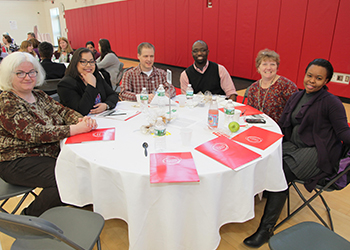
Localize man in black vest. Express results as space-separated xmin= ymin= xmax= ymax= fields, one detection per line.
xmin=180 ymin=40 xmax=237 ymax=101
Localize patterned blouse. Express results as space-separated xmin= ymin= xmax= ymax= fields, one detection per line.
xmin=0 ymin=90 xmax=82 ymax=162
xmin=247 ymin=76 xmax=298 ymax=123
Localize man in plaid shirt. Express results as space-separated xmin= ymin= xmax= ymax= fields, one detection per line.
xmin=120 ymin=42 xmax=176 ymax=102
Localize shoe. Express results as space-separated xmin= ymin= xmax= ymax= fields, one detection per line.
xmin=243 ymin=227 xmax=273 ymax=248
xmin=243 ymin=191 xmax=287 ymax=248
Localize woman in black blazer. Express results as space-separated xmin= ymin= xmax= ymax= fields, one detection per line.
xmin=58 ymin=48 xmax=118 ymax=116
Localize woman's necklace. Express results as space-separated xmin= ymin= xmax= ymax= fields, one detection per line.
xmin=257 ymin=75 xmax=276 ymax=112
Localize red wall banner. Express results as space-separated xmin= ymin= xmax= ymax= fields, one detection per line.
xmin=65 ymin=0 xmax=350 ymax=98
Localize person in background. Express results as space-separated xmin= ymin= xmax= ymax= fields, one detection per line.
xmin=243 ymin=58 xmax=350 ymax=248
xmin=180 ymin=40 xmax=237 ymax=101
xmin=29 ymin=38 xmax=41 ymax=60
xmin=39 ymin=42 xmax=66 ymax=79
xmin=86 ymin=41 xmax=100 ymax=60
xmin=27 ymin=32 xmax=35 ymax=41
xmin=0 ymin=52 xmax=97 ymax=216
xmin=19 ymin=40 xmax=38 ymax=59
xmin=53 ymin=37 xmax=74 ymax=63
xmin=96 ymin=39 xmax=121 ymax=87
xmin=247 ymin=49 xmax=298 ymax=122
xmin=58 ymin=48 xmax=119 ymax=116
xmin=120 ymin=42 xmax=176 ymax=102
xmin=0 ymin=43 xmax=3 ymax=62
xmin=2 ymin=34 xmax=18 ymax=54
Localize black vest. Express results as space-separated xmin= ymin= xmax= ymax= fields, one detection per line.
xmin=185 ymin=61 xmax=224 ymax=95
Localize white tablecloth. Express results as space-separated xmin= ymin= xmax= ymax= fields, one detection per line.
xmin=56 ymin=100 xmax=287 ymax=250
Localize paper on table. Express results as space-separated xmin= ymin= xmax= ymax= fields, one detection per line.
xmin=195 ymin=136 xmax=261 ymax=171
xmin=65 ymin=128 xmax=115 ymax=144
xmin=167 ymin=117 xmax=197 ymax=128
xmin=232 ymin=126 xmax=283 ymax=150
xmin=101 ymin=110 xmax=140 ymax=121
xmin=150 ymin=152 xmax=200 ymax=183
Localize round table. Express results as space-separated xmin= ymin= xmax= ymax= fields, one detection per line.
xmin=56 ymin=100 xmax=287 ymax=250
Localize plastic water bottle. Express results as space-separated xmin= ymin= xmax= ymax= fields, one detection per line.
xmin=154 ymin=117 xmax=166 ymax=152
xmin=140 ymin=87 xmax=148 ymax=112
xmin=186 ymin=84 xmax=194 ymax=108
xmin=157 ymin=84 xmax=166 ymax=104
xmin=224 ymin=99 xmax=235 ymax=127
xmin=208 ymin=96 xmax=219 ymax=129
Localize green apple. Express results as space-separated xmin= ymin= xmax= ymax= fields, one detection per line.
xmin=228 ymin=121 xmax=240 ymax=133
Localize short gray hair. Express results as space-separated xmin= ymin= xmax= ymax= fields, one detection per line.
xmin=0 ymin=52 xmax=45 ymax=91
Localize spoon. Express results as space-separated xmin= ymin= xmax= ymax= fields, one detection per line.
xmin=142 ymin=142 xmax=148 ymax=157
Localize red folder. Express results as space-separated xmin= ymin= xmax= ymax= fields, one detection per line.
xmin=232 ymin=126 xmax=283 ymax=150
xmin=195 ymin=136 xmax=261 ymax=170
xmin=65 ymin=128 xmax=115 ymax=144
xmin=235 ymin=105 xmax=263 ymax=116
xmin=150 ymin=152 xmax=200 ymax=183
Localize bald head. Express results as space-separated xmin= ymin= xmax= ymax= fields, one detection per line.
xmin=192 ymin=40 xmax=208 ymax=50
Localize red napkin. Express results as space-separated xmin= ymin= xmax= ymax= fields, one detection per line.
xmin=232 ymin=126 xmax=283 ymax=150
xmin=65 ymin=128 xmax=115 ymax=144
xmin=195 ymin=136 xmax=261 ymax=170
xmin=235 ymin=105 xmax=263 ymax=116
xmin=150 ymin=152 xmax=199 ymax=183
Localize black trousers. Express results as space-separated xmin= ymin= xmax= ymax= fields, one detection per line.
xmin=0 ymin=156 xmax=65 ymax=216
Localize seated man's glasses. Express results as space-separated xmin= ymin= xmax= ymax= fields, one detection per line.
xmin=80 ymin=60 xmax=96 ymax=66
xmin=15 ymin=70 xmax=38 ymax=79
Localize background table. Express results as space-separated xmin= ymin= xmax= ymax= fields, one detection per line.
xmin=56 ymin=100 xmax=287 ymax=250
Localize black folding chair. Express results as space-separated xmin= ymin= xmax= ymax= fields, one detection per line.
xmin=274 ymin=163 xmax=350 ymax=231
xmin=0 ymin=206 xmax=105 ymax=250
xmin=242 ymin=86 xmax=250 ymax=104
xmin=0 ymin=178 xmax=37 ymax=214
xmin=36 ymin=78 xmax=61 ymax=96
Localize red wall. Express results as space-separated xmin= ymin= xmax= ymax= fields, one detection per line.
xmin=65 ymin=0 xmax=350 ymax=98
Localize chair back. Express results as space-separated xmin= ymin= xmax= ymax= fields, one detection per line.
xmin=0 ymin=212 xmax=84 ymax=250
xmin=242 ymin=86 xmax=250 ymax=104
xmin=114 ymin=62 xmax=125 ymax=88
xmin=36 ymin=78 xmax=61 ymax=95
xmin=115 ymin=66 xmax=133 ymax=92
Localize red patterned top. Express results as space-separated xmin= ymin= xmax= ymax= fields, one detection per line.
xmin=247 ymin=76 xmax=298 ymax=123
xmin=0 ymin=90 xmax=82 ymax=162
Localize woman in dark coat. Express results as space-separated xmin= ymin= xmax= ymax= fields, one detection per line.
xmin=244 ymin=58 xmax=350 ymax=248
xmin=58 ymin=48 xmax=118 ymax=116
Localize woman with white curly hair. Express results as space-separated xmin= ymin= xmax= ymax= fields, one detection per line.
xmin=0 ymin=52 xmax=97 ymax=216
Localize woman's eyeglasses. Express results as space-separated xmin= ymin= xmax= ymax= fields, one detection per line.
xmin=79 ymin=60 xmax=96 ymax=66
xmin=14 ymin=70 xmax=38 ymax=79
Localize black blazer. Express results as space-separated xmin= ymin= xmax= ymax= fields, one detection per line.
xmin=57 ymin=73 xmax=119 ymax=116
xmin=41 ymin=59 xmax=66 ymax=79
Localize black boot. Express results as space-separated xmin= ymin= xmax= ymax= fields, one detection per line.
xmin=243 ymin=191 xmax=287 ymax=248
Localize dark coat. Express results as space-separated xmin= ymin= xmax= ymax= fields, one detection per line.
xmin=57 ymin=72 xmax=118 ymax=116
xmin=40 ymin=59 xmax=66 ymax=79
xmin=279 ymin=88 xmax=350 ymax=191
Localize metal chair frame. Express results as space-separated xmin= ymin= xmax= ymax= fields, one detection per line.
xmin=0 ymin=178 xmax=37 ymax=214
xmin=275 ymin=164 xmax=350 ymax=231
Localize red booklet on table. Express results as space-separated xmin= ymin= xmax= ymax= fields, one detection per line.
xmin=232 ymin=126 xmax=283 ymax=150
xmin=235 ymin=105 xmax=263 ymax=116
xmin=195 ymin=136 xmax=261 ymax=170
xmin=150 ymin=152 xmax=200 ymax=183
xmin=65 ymin=128 xmax=115 ymax=144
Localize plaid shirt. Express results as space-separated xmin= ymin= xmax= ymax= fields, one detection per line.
xmin=0 ymin=90 xmax=82 ymax=162
xmin=120 ymin=65 xmax=176 ymax=101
